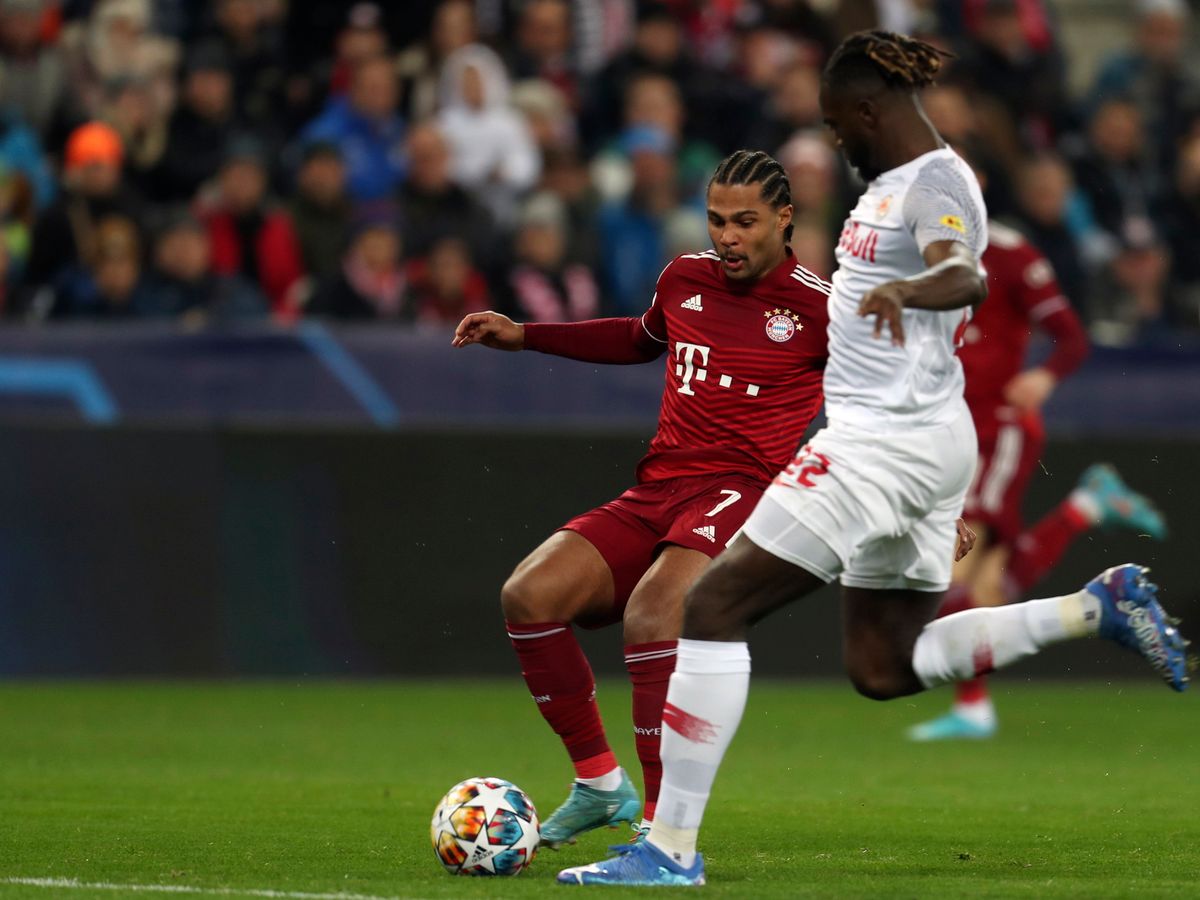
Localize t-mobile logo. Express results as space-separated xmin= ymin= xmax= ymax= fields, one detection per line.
xmin=674 ymin=342 xmax=711 ymax=396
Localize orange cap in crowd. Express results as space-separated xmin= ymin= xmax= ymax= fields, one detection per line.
xmin=64 ymin=122 xmax=124 ymax=171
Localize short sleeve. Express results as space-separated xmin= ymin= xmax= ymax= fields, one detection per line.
xmin=901 ymin=158 xmax=985 ymax=256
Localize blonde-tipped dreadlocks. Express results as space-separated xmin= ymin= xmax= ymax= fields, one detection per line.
xmin=824 ymin=30 xmax=952 ymax=91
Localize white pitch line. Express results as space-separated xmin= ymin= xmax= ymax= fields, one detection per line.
xmin=0 ymin=877 xmax=419 ymax=900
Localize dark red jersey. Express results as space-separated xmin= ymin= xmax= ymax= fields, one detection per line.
xmin=635 ymin=250 xmax=829 ymax=484
xmin=960 ymin=222 xmax=1088 ymax=412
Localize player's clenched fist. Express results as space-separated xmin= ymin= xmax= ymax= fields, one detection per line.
xmin=452 ymin=311 xmax=525 ymax=351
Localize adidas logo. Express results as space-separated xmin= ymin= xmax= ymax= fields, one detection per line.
xmin=692 ymin=525 xmax=716 ymax=542
xmin=471 ymin=845 xmax=490 ymax=860
xmin=681 ymin=294 xmax=703 ymax=311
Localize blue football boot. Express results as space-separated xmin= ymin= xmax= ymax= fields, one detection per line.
xmin=1077 ymin=464 xmax=1167 ymax=540
xmin=906 ymin=710 xmax=997 ymax=742
xmin=1086 ymin=564 xmax=1190 ymax=691
xmin=539 ymin=769 xmax=641 ymax=849
xmin=557 ymin=839 xmax=706 ymax=886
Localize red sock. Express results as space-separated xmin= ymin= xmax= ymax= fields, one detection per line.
xmin=507 ymin=621 xmax=616 ymax=779
xmin=624 ymin=640 xmax=677 ymax=823
xmin=1008 ymin=499 xmax=1092 ymax=596
xmin=954 ymin=676 xmax=989 ymax=705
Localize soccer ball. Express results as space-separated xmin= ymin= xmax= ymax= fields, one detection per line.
xmin=430 ymin=777 xmax=540 ymax=876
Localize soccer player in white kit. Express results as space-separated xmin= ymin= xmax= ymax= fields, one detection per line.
xmin=559 ymin=31 xmax=1189 ymax=888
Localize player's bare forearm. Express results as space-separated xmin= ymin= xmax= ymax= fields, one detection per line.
xmin=857 ymin=241 xmax=986 ymax=345
xmin=898 ymin=241 xmax=987 ymax=311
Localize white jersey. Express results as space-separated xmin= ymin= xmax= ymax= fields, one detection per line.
xmin=824 ymin=147 xmax=987 ymax=430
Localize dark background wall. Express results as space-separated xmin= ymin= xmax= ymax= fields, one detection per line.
xmin=1 ymin=423 xmax=1192 ymax=679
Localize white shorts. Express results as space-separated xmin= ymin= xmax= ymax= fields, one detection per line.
xmin=742 ymin=404 xmax=977 ymax=592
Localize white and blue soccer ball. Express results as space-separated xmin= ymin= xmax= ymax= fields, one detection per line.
xmin=430 ymin=777 xmax=540 ymax=876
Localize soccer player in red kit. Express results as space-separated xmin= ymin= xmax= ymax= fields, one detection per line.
xmin=908 ymin=208 xmax=1168 ymax=741
xmin=452 ymin=150 xmax=830 ymax=847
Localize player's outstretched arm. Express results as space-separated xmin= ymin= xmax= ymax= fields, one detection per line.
xmin=856 ymin=241 xmax=986 ymax=346
xmin=452 ymin=311 xmax=525 ymax=351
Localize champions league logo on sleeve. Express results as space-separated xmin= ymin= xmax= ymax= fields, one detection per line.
xmin=764 ymin=308 xmax=803 ymax=343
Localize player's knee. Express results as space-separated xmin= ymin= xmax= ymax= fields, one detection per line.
xmin=680 ymin=581 xmax=743 ymax=641
xmin=500 ymin=570 xmax=548 ymax=623
xmin=845 ymin=657 xmax=915 ymax=701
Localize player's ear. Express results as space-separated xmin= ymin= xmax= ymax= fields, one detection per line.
xmin=777 ymin=203 xmax=793 ymax=236
xmin=856 ymin=97 xmax=879 ymax=129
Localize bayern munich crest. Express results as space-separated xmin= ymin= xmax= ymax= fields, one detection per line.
xmin=764 ymin=308 xmax=802 ymax=343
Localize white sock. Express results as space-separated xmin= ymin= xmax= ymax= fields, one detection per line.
xmin=1068 ymin=489 xmax=1102 ymax=526
xmin=647 ymin=639 xmax=750 ymax=869
xmin=577 ymin=766 xmax=623 ymax=792
xmin=952 ymin=697 xmax=996 ymax=726
xmin=912 ymin=591 xmax=1101 ymax=688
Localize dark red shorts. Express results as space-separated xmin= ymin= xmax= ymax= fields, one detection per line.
xmin=563 ymin=472 xmax=766 ymax=621
xmin=962 ymin=405 xmax=1045 ymax=546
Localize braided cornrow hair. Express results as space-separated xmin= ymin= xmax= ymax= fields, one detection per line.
xmin=709 ymin=150 xmax=794 ymax=242
xmin=824 ymin=30 xmax=952 ymax=91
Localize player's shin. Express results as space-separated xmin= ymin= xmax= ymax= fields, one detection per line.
xmin=911 ymin=592 xmax=1101 ymax=687
xmin=506 ymin=621 xmax=618 ymax=780
xmin=625 ymin=640 xmax=678 ymax=823
xmin=648 ymin=638 xmax=751 ymax=868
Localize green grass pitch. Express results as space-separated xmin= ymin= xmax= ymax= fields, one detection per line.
xmin=1 ymin=680 xmax=1197 ymax=899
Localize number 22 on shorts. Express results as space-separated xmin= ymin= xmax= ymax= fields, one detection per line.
xmin=776 ymin=444 xmax=831 ymax=488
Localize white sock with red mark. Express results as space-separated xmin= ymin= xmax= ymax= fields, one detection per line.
xmin=646 ymin=639 xmax=750 ymax=869
xmin=912 ymin=591 xmax=1100 ymax=688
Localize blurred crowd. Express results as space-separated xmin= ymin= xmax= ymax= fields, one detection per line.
xmin=0 ymin=0 xmax=1198 ymax=344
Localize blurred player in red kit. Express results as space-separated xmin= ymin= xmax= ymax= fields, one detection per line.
xmin=452 ymin=150 xmax=830 ymax=844
xmin=908 ymin=152 xmax=1168 ymax=741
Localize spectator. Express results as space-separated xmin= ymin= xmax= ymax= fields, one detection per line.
xmin=50 ymin=214 xmax=153 ymax=318
xmin=151 ymin=41 xmax=235 ymax=204
xmin=502 ymin=190 xmax=599 ymax=322
xmin=100 ymin=75 xmax=168 ymax=199
xmin=1070 ymin=98 xmax=1165 ymax=267
xmin=144 ymin=209 xmax=266 ymax=319
xmin=1010 ymin=153 xmax=1088 ymax=317
xmin=1071 ymin=99 xmax=1171 ymax=336
xmin=581 ymin=3 xmax=725 ymax=155
xmin=290 ymin=141 xmax=352 ymax=283
xmin=398 ymin=120 xmax=495 ymax=265
xmin=199 ymin=135 xmax=305 ymax=316
xmin=777 ymin=132 xmax=839 ymax=242
xmin=60 ymin=0 xmax=180 ymax=122
xmin=396 ymin=0 xmax=478 ymax=120
xmin=742 ymin=58 xmax=824 ymax=157
xmin=540 ymin=145 xmax=600 ymax=272
xmin=0 ymin=163 xmax=34 ymax=304
xmin=508 ymin=0 xmax=578 ymax=106
xmin=208 ymin=0 xmax=288 ymax=139
xmin=1166 ymin=133 xmax=1200 ymax=327
xmin=406 ymin=235 xmax=490 ymax=324
xmin=598 ymin=71 xmax=718 ymax=200
xmin=301 ymin=54 xmax=406 ymax=202
xmin=24 ymin=121 xmax=141 ymax=305
xmin=596 ymin=125 xmax=700 ymax=315
xmin=1089 ymin=0 xmax=1200 ymax=173
xmin=0 ymin=108 xmax=54 ymax=208
xmin=954 ymin=0 xmax=1070 ymax=151
xmin=437 ymin=43 xmax=540 ymax=225
xmin=789 ymin=216 xmax=833 ymax=280
xmin=309 ymin=208 xmax=407 ymax=319
xmin=0 ymin=0 xmax=72 ymax=138
xmin=322 ymin=2 xmax=390 ymax=101
xmin=511 ymin=78 xmax=575 ymax=155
